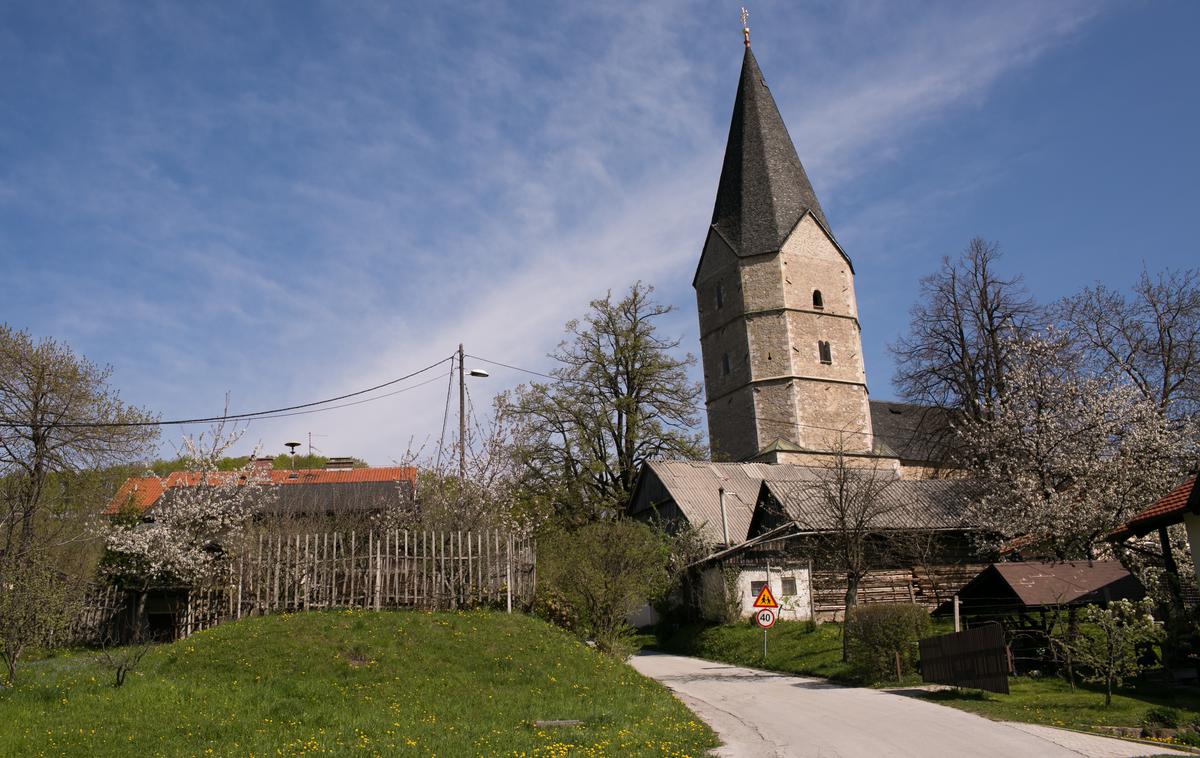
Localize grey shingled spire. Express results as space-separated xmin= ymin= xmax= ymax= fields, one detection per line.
xmin=711 ymin=46 xmax=830 ymax=256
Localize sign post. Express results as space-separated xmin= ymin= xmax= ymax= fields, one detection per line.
xmin=753 ymin=584 xmax=780 ymax=659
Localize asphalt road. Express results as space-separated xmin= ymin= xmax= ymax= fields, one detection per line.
xmin=630 ymin=652 xmax=1189 ymax=758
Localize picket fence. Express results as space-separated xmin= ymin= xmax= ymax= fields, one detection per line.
xmin=77 ymin=528 xmax=536 ymax=642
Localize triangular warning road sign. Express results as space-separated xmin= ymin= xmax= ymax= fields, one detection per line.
xmin=753 ymin=585 xmax=779 ymax=609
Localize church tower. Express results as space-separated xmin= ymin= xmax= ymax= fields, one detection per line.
xmin=695 ymin=42 xmax=873 ymax=463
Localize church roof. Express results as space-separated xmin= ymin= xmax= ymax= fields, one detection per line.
xmin=711 ymin=46 xmax=830 ymax=257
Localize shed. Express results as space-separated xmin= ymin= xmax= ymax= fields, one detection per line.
xmin=954 ymin=561 xmax=1145 ymax=617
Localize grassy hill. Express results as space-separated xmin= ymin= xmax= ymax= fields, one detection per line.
xmin=0 ymin=610 xmax=717 ymax=757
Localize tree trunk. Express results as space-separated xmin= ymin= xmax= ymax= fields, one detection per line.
xmin=1065 ymin=606 xmax=1078 ymax=689
xmin=842 ymin=575 xmax=860 ymax=662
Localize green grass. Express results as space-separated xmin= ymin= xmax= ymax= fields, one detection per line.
xmin=917 ymin=676 xmax=1200 ymax=733
xmin=655 ymin=620 xmax=855 ymax=682
xmin=0 ymin=610 xmax=717 ymax=757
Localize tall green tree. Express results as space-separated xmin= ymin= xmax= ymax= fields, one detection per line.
xmin=505 ymin=283 xmax=704 ymax=523
xmin=0 ymin=324 xmax=156 ymax=681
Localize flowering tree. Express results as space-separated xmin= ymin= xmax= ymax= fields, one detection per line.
xmin=105 ymin=426 xmax=275 ymax=587
xmin=1055 ymin=599 xmax=1163 ymax=707
xmin=960 ymin=334 xmax=1195 ymax=560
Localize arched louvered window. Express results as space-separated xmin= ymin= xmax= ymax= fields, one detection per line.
xmin=818 ymin=341 xmax=832 ymax=365
xmin=812 ymin=290 xmax=824 ymax=309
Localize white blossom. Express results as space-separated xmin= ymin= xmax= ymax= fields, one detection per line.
xmin=960 ymin=333 xmax=1196 ymax=560
xmin=105 ymin=428 xmax=275 ymax=585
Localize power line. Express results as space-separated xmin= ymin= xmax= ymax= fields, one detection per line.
xmin=243 ymin=369 xmax=452 ymax=421
xmin=0 ymin=355 xmax=454 ymax=429
xmin=466 ymin=351 xmax=954 ymax=445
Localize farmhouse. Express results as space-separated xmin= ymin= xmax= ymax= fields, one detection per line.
xmin=628 ymin=40 xmax=988 ymax=618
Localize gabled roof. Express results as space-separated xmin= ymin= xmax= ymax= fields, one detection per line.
xmin=759 ymin=478 xmax=980 ymax=532
xmin=1109 ymin=476 xmax=1199 ymax=541
xmin=958 ymin=561 xmax=1144 ymax=608
xmin=711 ymin=47 xmax=831 ymax=257
xmin=628 ymin=460 xmax=823 ymax=545
xmin=869 ymin=401 xmax=958 ymax=465
xmin=105 ymin=467 xmax=418 ymax=516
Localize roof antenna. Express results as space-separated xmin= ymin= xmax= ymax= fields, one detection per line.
xmin=740 ymin=7 xmax=750 ymax=47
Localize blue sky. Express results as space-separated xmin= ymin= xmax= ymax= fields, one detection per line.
xmin=2 ymin=1 xmax=1198 ymax=464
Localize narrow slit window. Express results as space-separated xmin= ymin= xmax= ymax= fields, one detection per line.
xmin=819 ymin=341 xmax=832 ymax=364
xmin=721 ymin=353 xmax=731 ymax=375
xmin=716 ymin=281 xmax=725 ymax=309
xmin=812 ymin=290 xmax=824 ymax=309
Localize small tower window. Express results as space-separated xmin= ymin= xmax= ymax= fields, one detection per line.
xmin=818 ymin=341 xmax=832 ymax=364
xmin=716 ymin=281 xmax=725 ymax=309
xmin=722 ymin=353 xmax=731 ymax=375
xmin=812 ymin=290 xmax=824 ymax=309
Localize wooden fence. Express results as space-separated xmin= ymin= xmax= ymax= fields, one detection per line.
xmin=76 ymin=529 xmax=535 ymax=643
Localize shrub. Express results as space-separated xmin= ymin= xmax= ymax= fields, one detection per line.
xmin=1144 ymin=706 xmax=1184 ymax=729
xmin=537 ymin=520 xmax=670 ymax=656
xmin=845 ymin=603 xmax=932 ymax=683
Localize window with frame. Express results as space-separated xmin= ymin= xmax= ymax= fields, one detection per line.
xmin=781 ymin=577 xmax=798 ymax=596
xmin=812 ymin=290 xmax=824 ymax=309
xmin=750 ymin=580 xmax=767 ymax=599
xmin=818 ymin=341 xmax=832 ymax=364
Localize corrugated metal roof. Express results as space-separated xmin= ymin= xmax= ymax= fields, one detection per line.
xmin=633 ymin=460 xmax=823 ymax=545
xmin=765 ymin=478 xmax=980 ymax=531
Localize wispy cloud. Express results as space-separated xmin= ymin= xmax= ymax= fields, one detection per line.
xmin=0 ymin=0 xmax=1107 ymax=462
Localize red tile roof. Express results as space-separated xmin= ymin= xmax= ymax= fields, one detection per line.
xmin=1109 ymin=476 xmax=1199 ymax=541
xmin=104 ymin=466 xmax=418 ymax=516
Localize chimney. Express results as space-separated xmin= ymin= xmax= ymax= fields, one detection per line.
xmin=252 ymin=456 xmax=274 ymax=473
xmin=324 ymin=457 xmax=356 ymax=470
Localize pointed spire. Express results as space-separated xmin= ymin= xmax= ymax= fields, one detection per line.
xmin=711 ymin=46 xmax=830 ymax=256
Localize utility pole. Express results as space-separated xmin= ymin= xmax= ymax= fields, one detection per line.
xmin=458 ymin=343 xmax=466 ymax=480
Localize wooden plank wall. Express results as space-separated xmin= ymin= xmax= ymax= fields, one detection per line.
xmin=78 ymin=529 xmax=536 ymax=642
xmin=812 ymin=564 xmax=988 ymax=620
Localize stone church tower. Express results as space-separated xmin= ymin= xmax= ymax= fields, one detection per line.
xmin=695 ymin=44 xmax=873 ymax=463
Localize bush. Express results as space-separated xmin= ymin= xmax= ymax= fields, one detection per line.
xmin=537 ymin=520 xmax=670 ymax=656
xmin=845 ymin=603 xmax=932 ymax=683
xmin=1144 ymin=706 xmax=1184 ymax=729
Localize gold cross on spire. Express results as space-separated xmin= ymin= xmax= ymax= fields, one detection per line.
xmin=740 ymin=7 xmax=750 ymax=47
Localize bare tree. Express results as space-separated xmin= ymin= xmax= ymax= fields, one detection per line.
xmin=890 ymin=239 xmax=1042 ymax=424
xmin=505 ymin=283 xmax=705 ymax=524
xmin=393 ymin=400 xmax=534 ymax=534
xmin=789 ymin=436 xmax=898 ymax=660
xmin=1058 ymin=267 xmax=1200 ymax=421
xmin=97 ymin=623 xmax=153 ymax=688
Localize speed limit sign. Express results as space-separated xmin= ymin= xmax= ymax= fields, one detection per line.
xmin=755 ymin=608 xmax=777 ymax=628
